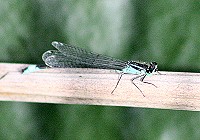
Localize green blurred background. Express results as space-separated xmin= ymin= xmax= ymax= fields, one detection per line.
xmin=0 ymin=0 xmax=200 ymax=139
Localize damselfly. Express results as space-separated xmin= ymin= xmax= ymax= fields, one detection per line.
xmin=23 ymin=41 xmax=159 ymax=97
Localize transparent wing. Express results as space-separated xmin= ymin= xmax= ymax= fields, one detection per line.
xmin=42 ymin=41 xmax=126 ymax=70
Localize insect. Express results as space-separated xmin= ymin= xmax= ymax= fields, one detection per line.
xmin=23 ymin=41 xmax=159 ymax=96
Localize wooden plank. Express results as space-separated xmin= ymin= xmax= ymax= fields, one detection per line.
xmin=0 ymin=63 xmax=200 ymax=111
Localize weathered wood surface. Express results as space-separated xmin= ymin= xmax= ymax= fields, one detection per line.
xmin=0 ymin=63 xmax=199 ymax=111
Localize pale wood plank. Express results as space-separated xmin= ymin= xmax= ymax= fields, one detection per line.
xmin=0 ymin=63 xmax=200 ymax=111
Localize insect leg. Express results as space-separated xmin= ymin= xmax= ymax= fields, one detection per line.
xmin=131 ymin=74 xmax=146 ymax=97
xmin=0 ymin=72 xmax=8 ymax=80
xmin=111 ymin=72 xmax=124 ymax=94
xmin=140 ymin=75 xmax=157 ymax=88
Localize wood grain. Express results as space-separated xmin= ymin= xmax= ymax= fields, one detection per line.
xmin=0 ymin=63 xmax=200 ymax=111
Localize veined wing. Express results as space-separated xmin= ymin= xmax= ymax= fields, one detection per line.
xmin=42 ymin=41 xmax=126 ymax=70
